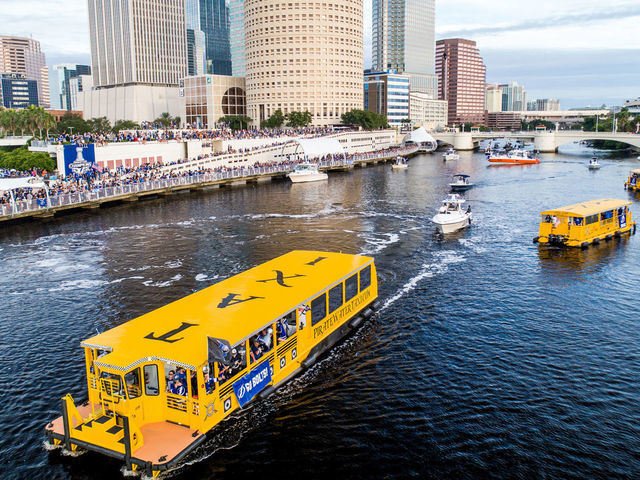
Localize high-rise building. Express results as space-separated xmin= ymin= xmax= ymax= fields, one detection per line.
xmin=88 ymin=0 xmax=188 ymax=88
xmin=372 ymin=0 xmax=437 ymax=98
xmin=186 ymin=0 xmax=232 ymax=76
xmin=49 ymin=64 xmax=91 ymax=110
xmin=245 ymin=0 xmax=364 ymax=127
xmin=364 ymin=70 xmax=410 ymax=126
xmin=500 ymin=82 xmax=526 ymax=111
xmin=435 ymin=38 xmax=486 ymax=125
xmin=485 ymin=84 xmax=502 ymax=113
xmin=0 ymin=35 xmax=49 ymax=107
xmin=0 ymin=74 xmax=39 ymax=109
xmin=409 ymin=92 xmax=448 ymax=130
xmin=533 ymin=98 xmax=560 ymax=111
xmin=229 ymin=0 xmax=245 ymax=77
xmin=182 ymin=74 xmax=246 ymax=128
xmin=82 ymin=0 xmax=187 ymax=122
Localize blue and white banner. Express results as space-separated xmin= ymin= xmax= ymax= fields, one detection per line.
xmin=620 ymin=213 xmax=627 ymax=229
xmin=63 ymin=144 xmax=95 ymax=176
xmin=232 ymin=360 xmax=272 ymax=408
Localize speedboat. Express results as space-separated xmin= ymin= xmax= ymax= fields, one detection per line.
xmin=432 ymin=194 xmax=472 ymax=234
xmin=449 ymin=174 xmax=474 ymax=191
xmin=392 ymin=156 xmax=408 ymax=170
xmin=488 ymin=148 xmax=539 ymax=164
xmin=288 ymin=163 xmax=328 ymax=183
xmin=588 ymin=157 xmax=601 ymax=170
xmin=443 ymin=148 xmax=460 ymax=161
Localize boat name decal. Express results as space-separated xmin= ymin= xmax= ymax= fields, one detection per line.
xmin=144 ymin=321 xmax=197 ymax=344
xmin=257 ymin=270 xmax=305 ymax=288
xmin=217 ymin=293 xmax=265 ymax=309
xmin=314 ymin=290 xmax=372 ymax=339
xmin=306 ymin=256 xmax=327 ymax=266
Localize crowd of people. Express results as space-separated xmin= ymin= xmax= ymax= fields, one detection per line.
xmin=1 ymin=144 xmax=417 ymax=212
xmin=47 ymin=126 xmax=342 ymax=147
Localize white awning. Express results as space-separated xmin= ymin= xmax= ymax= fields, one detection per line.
xmin=0 ymin=176 xmax=48 ymax=192
xmin=294 ymin=137 xmax=345 ymax=158
xmin=403 ymin=127 xmax=436 ymax=144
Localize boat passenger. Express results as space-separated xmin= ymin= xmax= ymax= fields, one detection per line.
xmin=298 ymin=305 xmax=309 ymax=330
xmin=277 ymin=319 xmax=288 ymax=343
xmin=175 ymin=367 xmax=187 ymax=384
xmin=204 ymin=372 xmax=215 ymax=395
xmin=166 ymin=370 xmax=175 ymax=392
xmin=228 ymin=348 xmax=242 ymax=375
xmin=250 ymin=338 xmax=263 ymax=363
xmin=174 ymin=378 xmax=187 ymax=396
xmin=257 ymin=328 xmax=273 ymax=350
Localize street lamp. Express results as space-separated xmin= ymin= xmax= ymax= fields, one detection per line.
xmin=68 ymin=126 xmax=74 ymax=136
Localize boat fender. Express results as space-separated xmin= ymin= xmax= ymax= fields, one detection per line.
xmin=301 ymin=354 xmax=317 ymax=370
xmin=614 ymin=231 xmax=621 ymax=238
xmin=258 ymin=385 xmax=275 ymax=400
xmin=592 ymin=237 xmax=600 ymax=245
xmin=605 ymin=234 xmax=613 ymax=241
xmin=362 ymin=308 xmax=374 ymax=319
xmin=349 ymin=316 xmax=363 ymax=329
xmin=533 ymin=236 xmax=539 ymax=244
xmin=581 ymin=242 xmax=589 ymax=249
xmin=633 ymin=224 xmax=637 ymax=235
xmin=372 ymin=300 xmax=382 ymax=310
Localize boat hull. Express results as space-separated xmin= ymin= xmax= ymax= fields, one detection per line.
xmin=392 ymin=164 xmax=408 ymax=170
xmin=432 ymin=214 xmax=471 ymax=234
xmin=443 ymin=154 xmax=460 ymax=161
xmin=488 ymin=157 xmax=539 ymax=164
xmin=288 ymin=173 xmax=328 ymax=183
xmin=449 ymin=184 xmax=474 ymax=191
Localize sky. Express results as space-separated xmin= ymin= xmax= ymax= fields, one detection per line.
xmin=0 ymin=0 xmax=638 ymax=108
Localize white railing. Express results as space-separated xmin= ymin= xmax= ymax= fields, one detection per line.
xmin=1 ymin=146 xmax=418 ymax=219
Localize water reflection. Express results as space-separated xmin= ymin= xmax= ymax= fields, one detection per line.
xmin=537 ymin=236 xmax=631 ymax=274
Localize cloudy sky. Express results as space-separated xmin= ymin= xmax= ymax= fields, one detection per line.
xmin=1 ymin=0 xmax=638 ymax=108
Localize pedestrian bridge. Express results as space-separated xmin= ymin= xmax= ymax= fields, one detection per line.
xmin=431 ymin=131 xmax=640 ymax=152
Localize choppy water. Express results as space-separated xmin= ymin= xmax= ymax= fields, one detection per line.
xmin=1 ymin=146 xmax=639 ymax=479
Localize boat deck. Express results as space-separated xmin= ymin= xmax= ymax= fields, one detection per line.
xmin=133 ymin=422 xmax=203 ymax=465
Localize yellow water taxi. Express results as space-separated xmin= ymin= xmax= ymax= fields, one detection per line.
xmin=45 ymin=251 xmax=379 ymax=477
xmin=624 ymin=169 xmax=640 ymax=191
xmin=534 ymin=199 xmax=636 ymax=248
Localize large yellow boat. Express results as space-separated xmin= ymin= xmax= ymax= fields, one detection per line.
xmin=45 ymin=251 xmax=379 ymax=477
xmin=624 ymin=169 xmax=640 ymax=191
xmin=534 ymin=199 xmax=636 ymax=248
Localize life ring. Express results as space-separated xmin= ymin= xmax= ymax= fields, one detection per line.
xmin=585 ymin=227 xmax=589 ymax=236
xmin=206 ymin=403 xmax=215 ymax=417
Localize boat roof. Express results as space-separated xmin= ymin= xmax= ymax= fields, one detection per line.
xmin=82 ymin=251 xmax=373 ymax=372
xmin=630 ymin=169 xmax=640 ymax=174
xmin=442 ymin=194 xmax=464 ymax=203
xmin=541 ymin=199 xmax=631 ymax=217
xmin=453 ymin=174 xmax=470 ymax=178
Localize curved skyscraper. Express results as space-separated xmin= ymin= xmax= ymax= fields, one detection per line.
xmin=245 ymin=0 xmax=364 ymax=127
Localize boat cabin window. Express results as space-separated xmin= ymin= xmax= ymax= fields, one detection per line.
xmin=601 ymin=210 xmax=614 ymax=221
xmin=216 ymin=343 xmax=247 ymax=384
xmin=164 ymin=364 xmax=188 ymax=396
xmin=569 ymin=217 xmax=583 ymax=226
xmin=144 ymin=364 xmax=159 ymax=396
xmin=360 ymin=265 xmax=372 ymax=291
xmin=542 ymin=215 xmax=553 ymax=223
xmin=276 ymin=311 xmax=297 ymax=344
xmin=124 ymin=368 xmax=142 ymax=399
xmin=345 ymin=274 xmax=358 ymax=301
xmin=585 ymin=214 xmax=599 ymax=225
xmin=311 ymin=293 xmax=327 ymax=326
xmin=100 ymin=371 xmax=124 ymax=397
xmin=328 ymin=284 xmax=343 ymax=314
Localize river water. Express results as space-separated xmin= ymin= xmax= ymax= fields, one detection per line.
xmin=1 ymin=147 xmax=639 ymax=479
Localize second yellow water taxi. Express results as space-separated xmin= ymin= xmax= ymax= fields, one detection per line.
xmin=534 ymin=199 xmax=636 ymax=248
xmin=44 ymin=251 xmax=379 ymax=477
xmin=624 ymin=169 xmax=640 ymax=191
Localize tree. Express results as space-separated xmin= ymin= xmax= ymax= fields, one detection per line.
xmin=261 ymin=109 xmax=285 ymax=129
xmin=154 ymin=112 xmax=180 ymax=128
xmin=341 ymin=109 xmax=389 ymax=130
xmin=218 ymin=115 xmax=252 ymax=131
xmin=113 ymin=119 xmax=140 ymax=134
xmin=286 ymin=111 xmax=312 ymax=128
xmin=55 ymin=112 xmax=90 ymax=136
xmin=86 ymin=117 xmax=112 ymax=133
xmin=0 ymin=147 xmax=55 ymax=171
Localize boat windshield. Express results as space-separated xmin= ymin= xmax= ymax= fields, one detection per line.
xmin=295 ymin=164 xmax=316 ymax=172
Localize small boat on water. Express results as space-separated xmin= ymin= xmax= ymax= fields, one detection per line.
xmin=624 ymin=168 xmax=640 ymax=191
xmin=443 ymin=148 xmax=460 ymax=161
xmin=392 ymin=156 xmax=408 ymax=170
xmin=432 ymin=194 xmax=472 ymax=234
xmin=488 ymin=149 xmax=540 ymax=165
xmin=449 ymin=174 xmax=474 ymax=191
xmin=588 ymin=157 xmax=601 ymax=170
xmin=534 ymin=199 xmax=636 ymax=248
xmin=288 ymin=163 xmax=328 ymax=183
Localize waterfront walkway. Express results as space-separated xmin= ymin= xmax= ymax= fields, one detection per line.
xmin=0 ymin=146 xmax=417 ymax=223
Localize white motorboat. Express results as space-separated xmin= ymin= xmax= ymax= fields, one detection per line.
xmin=449 ymin=174 xmax=474 ymax=191
xmin=443 ymin=148 xmax=460 ymax=161
xmin=432 ymin=194 xmax=472 ymax=234
xmin=392 ymin=156 xmax=408 ymax=170
xmin=588 ymin=157 xmax=601 ymax=170
xmin=287 ymin=163 xmax=328 ymax=183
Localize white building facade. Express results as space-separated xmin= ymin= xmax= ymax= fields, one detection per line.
xmin=409 ymin=92 xmax=448 ymax=130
